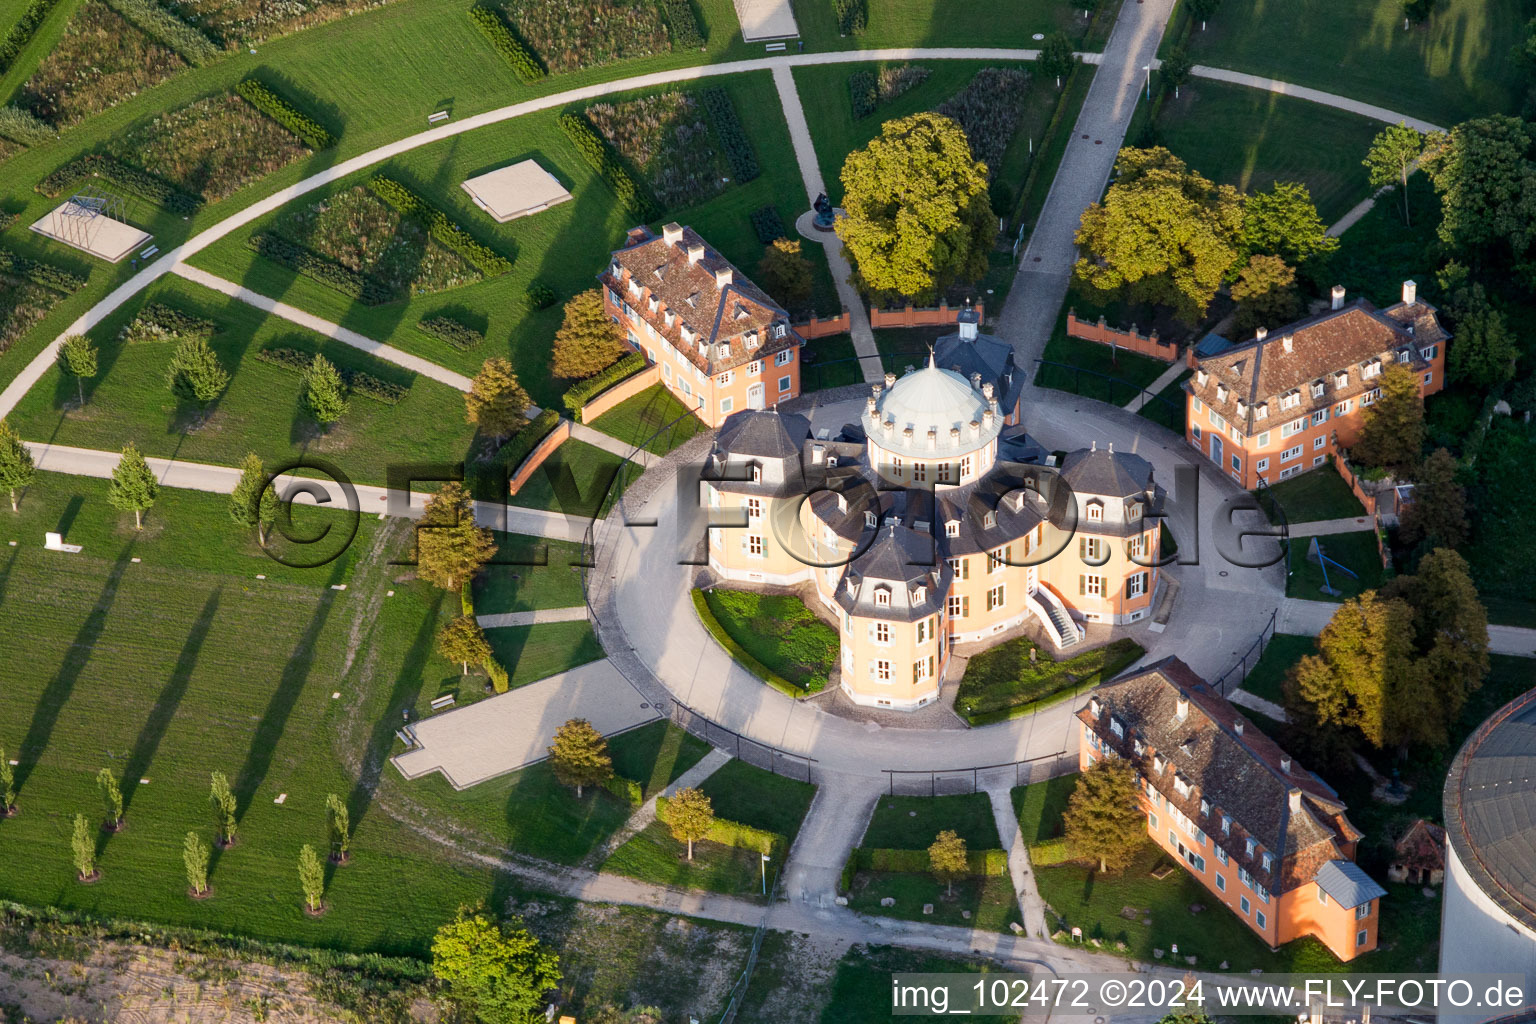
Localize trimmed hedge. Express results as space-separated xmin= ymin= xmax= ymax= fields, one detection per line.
xmin=601 ymin=774 xmax=645 ymax=806
xmin=655 ymin=796 xmax=783 ymax=855
xmin=562 ymin=351 xmax=647 ymax=419
xmin=485 ymin=657 xmax=510 ymax=692
xmin=101 ymin=0 xmax=218 ymax=64
xmin=849 ymin=69 xmax=877 ymax=119
xmin=0 ymin=0 xmax=60 ymax=77
xmin=558 ymin=112 xmax=658 ymax=220
xmin=366 ymin=175 xmax=512 ymax=277
xmin=1027 ymin=837 xmax=1071 ymax=867
xmin=701 ymin=87 xmax=758 ymax=183
xmin=834 ymin=0 xmax=867 ymax=35
xmin=661 ymin=0 xmax=704 ymax=48
xmin=851 ymin=846 xmax=1009 ymax=877
xmin=468 ymin=4 xmax=545 ymax=84
xmin=247 ymin=232 xmax=392 ymax=304
xmin=839 ymin=850 xmax=859 ymax=894
xmin=496 ymin=407 xmax=561 ymax=476
xmin=235 ymin=78 xmax=334 ymax=149
xmin=119 ymin=303 xmax=216 ymax=344
xmin=524 ymin=282 xmax=556 ymax=312
xmin=0 ymin=248 xmax=85 ymax=293
xmin=416 ymin=316 xmax=484 ymax=351
xmin=254 ymin=347 xmax=409 ymax=405
xmin=0 ymin=105 xmax=57 ymax=145
xmin=749 ymin=205 xmax=786 ymax=245
xmin=690 ymin=589 xmax=810 ymax=698
xmin=37 ymin=154 xmax=202 ymax=214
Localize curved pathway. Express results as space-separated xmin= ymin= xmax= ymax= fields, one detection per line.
xmin=1186 ymin=65 xmax=1444 ymax=134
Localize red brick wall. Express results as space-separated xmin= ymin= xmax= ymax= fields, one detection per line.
xmin=869 ymin=302 xmax=984 ymax=329
xmin=1067 ymin=312 xmax=1181 ymax=363
xmin=578 ymin=363 xmax=660 ymax=423
xmin=792 ymin=312 xmax=851 ymax=339
xmin=507 ymin=419 xmax=572 ymax=496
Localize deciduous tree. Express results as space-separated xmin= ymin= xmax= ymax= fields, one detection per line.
xmin=1074 ymin=147 xmax=1243 ymax=323
xmin=1230 ymin=254 xmax=1303 ymax=334
xmin=1160 ymin=48 xmax=1192 ymax=98
xmin=1240 ymin=181 xmax=1337 ymax=266
xmin=548 ymin=718 xmax=613 ymax=798
xmin=0 ymin=419 xmax=36 ymax=512
xmin=1381 ymin=548 xmax=1489 ymax=747
xmin=756 ymin=238 xmax=813 ymax=308
xmin=837 ymin=112 xmax=994 ymax=303
xmin=1448 ymin=306 xmax=1518 ymax=390
xmin=465 ymin=358 xmax=530 ymax=445
xmin=1186 ymin=0 xmax=1220 ymax=29
xmin=1399 ymin=448 xmax=1468 ymax=550
xmin=666 ymin=787 xmax=714 ymax=861
xmin=303 ymin=354 xmax=349 ymax=425
xmin=166 ymin=335 xmax=229 ymax=405
xmin=928 ymin=829 xmax=968 ymax=896
xmin=1284 ymin=593 xmax=1414 ymax=750
xmin=71 ymin=813 xmax=95 ymax=880
xmin=1421 ymin=116 xmax=1536 ymax=272
xmin=58 ymin=334 xmax=97 ymax=406
xmin=431 ymin=905 xmax=561 ymax=1024
xmin=209 ymin=771 xmax=237 ymax=846
xmin=437 ymin=615 xmax=492 ymax=676
xmin=107 ymin=442 xmax=157 ymax=530
xmin=551 ymin=289 xmax=626 ymax=381
xmin=1062 ymin=758 xmax=1143 ymax=873
xmin=326 ymin=793 xmax=352 ymax=862
xmin=1364 ymin=122 xmax=1425 ymax=225
xmin=298 ymin=843 xmax=325 ymax=912
xmin=229 ymin=453 xmax=280 ymax=546
xmin=96 ymin=768 xmax=122 ymax=828
xmin=184 ymin=831 xmax=210 ymax=896
xmin=1038 ymin=33 xmax=1077 ymax=86
xmin=416 ymin=483 xmax=497 ymax=593
xmin=1350 ymin=363 xmax=1423 ymax=476
xmin=0 ymin=746 xmax=15 ymax=814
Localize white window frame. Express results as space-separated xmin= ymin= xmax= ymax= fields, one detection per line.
xmin=778 ymin=375 xmax=791 ymax=393
xmin=775 ymin=349 xmax=794 ymax=366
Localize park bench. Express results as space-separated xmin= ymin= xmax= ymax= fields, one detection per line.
xmin=428 ymin=110 xmax=450 ymax=124
xmin=429 ymin=694 xmax=456 ymax=710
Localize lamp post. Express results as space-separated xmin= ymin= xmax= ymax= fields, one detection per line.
xmin=761 ymin=853 xmax=770 ymax=895
xmin=1143 ymin=64 xmax=1152 ymax=101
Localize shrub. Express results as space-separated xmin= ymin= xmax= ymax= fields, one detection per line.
xmin=852 ymin=846 xmax=1008 ymax=876
xmin=0 ymin=105 xmax=56 ymax=145
xmin=495 ymin=408 xmax=561 ymax=475
xmin=523 ymin=282 xmax=556 ymax=311
xmin=484 ymin=657 xmax=510 ymax=693
xmin=562 ymin=352 xmax=647 ymax=418
xmin=0 ymin=249 xmax=85 ymax=293
xmin=601 ymin=774 xmax=645 ymax=806
xmin=834 ymin=0 xmax=866 ymax=35
xmin=660 ymin=0 xmax=703 ymax=48
xmin=1027 ymin=837 xmax=1071 ymax=866
xmin=365 ymin=175 xmax=513 ymax=277
xmin=254 ymin=347 xmax=409 ymax=404
xmin=467 ymin=4 xmax=545 ymax=84
xmin=119 ymin=303 xmax=216 ymax=344
xmin=247 ymin=232 xmax=393 ymax=304
xmin=100 ymin=0 xmax=217 ymax=64
xmin=749 ymin=205 xmax=786 ymax=244
xmin=234 ymin=79 xmax=333 ymax=149
xmin=848 ymin=69 xmax=877 ymax=119
xmin=0 ymin=0 xmax=60 ymax=77
xmin=655 ymin=796 xmax=782 ymax=855
xmin=36 ymin=154 xmax=201 ymax=215
xmin=558 ymin=112 xmax=658 ymax=220
xmin=416 ymin=316 xmax=484 ymax=351
xmin=700 ymin=87 xmax=758 ymax=183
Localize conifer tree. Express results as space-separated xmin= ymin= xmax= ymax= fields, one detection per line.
xmin=303 ymin=354 xmax=349 ymax=425
xmin=166 ymin=335 xmax=230 ymax=405
xmin=465 ymin=358 xmax=530 ymax=445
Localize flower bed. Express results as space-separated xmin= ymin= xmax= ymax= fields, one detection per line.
xmin=111 ymin=94 xmax=309 ymax=203
xmin=101 ymin=0 xmax=218 ymax=63
xmin=849 ymin=63 xmax=929 ymax=119
xmin=935 ymin=67 xmax=1030 ymax=176
xmin=234 ymin=79 xmax=333 ymax=149
xmin=585 ymin=91 xmax=728 ymax=210
xmin=496 ymin=0 xmax=668 ymax=72
xmin=167 ymin=0 xmax=402 ymax=47
xmin=558 ymin=113 xmax=656 ymax=219
xmin=701 ymin=87 xmax=758 ymax=183
xmin=36 ymin=153 xmax=202 ymax=215
xmin=119 ymin=303 xmax=217 ymax=344
xmin=262 ymin=185 xmax=483 ymax=302
xmin=0 ymin=277 xmax=62 ymax=356
xmin=0 ymin=249 xmax=86 ymax=293
xmin=15 ymin=0 xmax=187 ymax=128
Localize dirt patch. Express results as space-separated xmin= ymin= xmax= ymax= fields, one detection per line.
xmin=736 ymin=929 xmax=847 ymax=1023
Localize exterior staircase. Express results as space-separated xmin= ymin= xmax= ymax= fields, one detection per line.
xmin=1026 ymin=585 xmax=1082 ymax=649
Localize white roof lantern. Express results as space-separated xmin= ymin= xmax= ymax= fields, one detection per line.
xmin=860 ymin=355 xmax=1001 ymax=460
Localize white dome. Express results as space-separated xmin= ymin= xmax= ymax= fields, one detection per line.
xmin=862 ymin=358 xmax=1001 ymax=458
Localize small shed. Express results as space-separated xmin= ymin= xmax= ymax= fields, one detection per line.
xmin=1388 ymin=819 xmax=1446 ymax=885
xmin=460 ymin=160 xmax=571 ymax=223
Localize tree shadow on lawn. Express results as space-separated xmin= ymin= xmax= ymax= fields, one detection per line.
xmin=13 ymin=546 xmax=135 ymax=795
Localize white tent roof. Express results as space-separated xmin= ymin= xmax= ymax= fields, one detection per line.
xmin=460 ymin=160 xmax=571 ymax=222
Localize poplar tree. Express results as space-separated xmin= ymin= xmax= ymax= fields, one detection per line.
xmin=71 ymin=813 xmax=96 ymax=880
xmin=326 ymin=793 xmax=352 ymax=862
xmin=209 ymin=771 xmax=238 ymax=846
xmin=298 ymin=843 xmax=325 ymax=912
xmin=97 ymin=768 xmax=123 ymax=828
xmin=184 ymin=831 xmax=210 ymax=896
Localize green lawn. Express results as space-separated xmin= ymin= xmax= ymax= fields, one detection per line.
xmin=508 ymin=438 xmax=632 ymax=518
xmin=1168 ymin=0 xmax=1525 ymax=127
xmin=5 ymin=276 xmax=476 ymax=487
xmin=862 ymin=793 xmax=1001 ymax=851
xmin=1152 ymin=80 xmax=1379 ymax=224
xmin=603 ymin=822 xmax=775 ymax=897
xmin=471 ymin=534 xmax=588 ymax=614
xmin=482 ymin=621 xmax=606 ymax=689
xmin=1259 ymin=464 xmax=1369 ymax=524
xmin=1036 ymin=329 xmax=1176 ymax=403
xmin=698 ymin=588 xmax=839 ymax=694
xmin=698 ymin=758 xmax=817 ymax=843
xmin=1011 ymin=774 xmax=1076 ymax=845
xmin=588 ymin=382 xmax=707 ymax=456
xmin=796 ymin=0 xmax=1097 ymax=51
xmin=818 ymin=944 xmax=1019 ymax=1024
xmin=1285 ymin=529 xmax=1384 ymax=601
xmin=848 ymin=870 xmax=1022 ymax=934
xmin=1238 ymin=633 xmax=1316 ymax=706
xmin=1138 ymin=368 xmax=1191 ymax=434
xmin=955 ymin=637 xmax=1145 ymax=724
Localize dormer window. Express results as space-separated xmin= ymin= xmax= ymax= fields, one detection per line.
xmin=913 ymin=585 xmax=926 ymax=603
xmin=1281 ymin=390 xmax=1300 ymax=410
xmin=983 ymin=510 xmax=997 ymax=529
xmin=1089 ymin=697 xmax=1102 ymax=718
xmin=874 ymin=587 xmax=891 ymax=607
xmin=1255 ymin=402 xmax=1268 ymax=420
xmin=772 ymin=322 xmax=787 ymax=339
xmin=1153 ymin=753 xmax=1166 ymax=774
xmin=647 ymin=297 xmax=659 ymax=313
xmin=1128 ymin=502 xmax=1142 ymax=520
xmin=628 ymin=279 xmax=641 ymax=297
xmin=1196 ymin=370 xmax=1209 ymax=387
xmin=1216 ymin=384 xmax=1229 ymax=403
xmin=1245 ymin=838 xmax=1257 ymax=857
xmin=1086 ymin=501 xmax=1103 ymax=522
xmin=1362 ymin=359 xmax=1382 ymax=379
xmin=1133 ymin=739 xmax=1146 ymax=756
xmin=1221 ymin=815 xmax=1232 ymax=835
xmin=1310 ymin=380 xmax=1325 ymax=399
xmin=1200 ymin=798 xmax=1210 ymax=817
xmin=1334 ymin=371 xmax=1349 ymax=389
xmin=680 ymin=325 xmax=696 ymax=344
xmin=745 ymin=330 xmax=760 ymax=350
xmin=1397 ymin=348 xmax=1411 ymax=363
xmin=735 ymin=303 xmax=749 ymax=320
xmin=610 ymin=261 xmax=622 ymax=277
xmin=1110 ymin=716 xmax=1124 ymax=738
xmin=1235 ymin=400 xmax=1247 ymax=418
xmin=686 ymin=292 xmax=699 ymax=308
xmin=664 ymin=311 xmax=675 ymax=328
xmin=1173 ymin=775 xmax=1191 ymax=798
xmin=716 ymin=343 xmax=731 ymax=360
xmin=751 ymin=464 xmax=762 ymax=483
xmin=1261 ymin=852 xmax=1273 ymax=872
xmin=945 ymin=520 xmax=959 ymax=538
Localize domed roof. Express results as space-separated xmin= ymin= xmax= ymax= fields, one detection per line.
xmin=862 ymin=356 xmax=1001 ymax=458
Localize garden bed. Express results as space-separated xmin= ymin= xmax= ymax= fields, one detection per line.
xmin=15 ymin=0 xmax=186 ymax=127
xmin=954 ymin=637 xmax=1145 ymax=724
xmin=585 ymin=91 xmax=729 ymax=210
xmin=694 ymin=588 xmax=837 ymax=695
xmin=0 ymin=276 xmax=65 ymax=356
xmin=935 ymin=67 xmax=1030 ymax=176
xmin=494 ymin=0 xmax=669 ymax=72
xmin=170 ymin=0 xmax=406 ymax=47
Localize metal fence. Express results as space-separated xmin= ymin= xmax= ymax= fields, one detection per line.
xmin=668 ymin=698 xmax=818 ymax=783
xmin=881 ymin=749 xmax=1073 ymax=796
xmin=1209 ymin=607 xmax=1279 ymax=698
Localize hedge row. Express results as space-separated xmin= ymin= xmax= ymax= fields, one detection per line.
xmin=0 ymin=0 xmax=60 ymax=77
xmin=661 ymin=0 xmax=703 ymax=48
xmin=602 ymin=774 xmax=645 ymax=806
xmin=37 ymin=154 xmax=202 ymax=214
xmin=0 ymin=105 xmax=56 ymax=145
xmin=416 ymin=315 xmax=484 ymax=351
xmin=468 ymin=4 xmax=545 ymax=84
xmin=0 ymin=248 xmax=85 ymax=293
xmin=562 ymin=351 xmax=647 ymax=419
xmin=495 ymin=408 xmax=561 ymax=477
xmin=850 ymin=846 xmax=1009 ymax=876
xmin=656 ymin=796 xmax=783 ymax=855
xmin=701 ymin=87 xmax=758 ymax=183
xmin=690 ymin=589 xmax=810 ymax=698
xmin=558 ymin=113 xmax=657 ymax=220
xmin=254 ymin=347 xmax=409 ymax=404
xmin=119 ymin=302 xmax=216 ymax=344
xmin=834 ymin=0 xmax=867 ymax=35
xmin=848 ymin=69 xmax=878 ymax=119
xmin=366 ymin=175 xmax=512 ymax=277
xmin=1027 ymin=837 xmax=1071 ymax=867
xmin=235 ymin=78 xmax=334 ymax=149
xmin=101 ymin=0 xmax=218 ymax=64
xmin=247 ymin=232 xmax=393 ymax=305
xmin=749 ymin=204 xmax=786 ymax=245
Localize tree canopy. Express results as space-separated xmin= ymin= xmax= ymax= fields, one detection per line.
xmin=1363 ymin=122 xmax=1424 ymax=225
xmin=1240 ymin=181 xmax=1337 ymax=267
xmin=416 ymin=482 xmax=497 ymax=593
xmin=1448 ymin=305 xmax=1518 ymax=390
xmin=1037 ymin=33 xmax=1077 ymax=84
xmin=928 ymin=829 xmax=968 ymax=896
xmin=431 ymin=906 xmax=561 ymax=1024
xmin=548 ymin=718 xmax=613 ymax=798
xmin=166 ymin=335 xmax=230 ymax=405
xmin=1285 ymin=593 xmax=1413 ymax=750
xmin=107 ymin=442 xmax=158 ymax=530
xmin=303 ymin=354 xmax=349 ymax=425
xmin=1399 ymin=448 xmax=1468 ymax=550
xmin=1062 ymin=758 xmax=1144 ymax=873
xmin=229 ymin=452 xmax=280 ymax=546
xmin=1422 ymin=116 xmax=1536 ymax=276
xmin=837 ymin=112 xmax=994 ymax=304
xmin=756 ymin=238 xmax=813 ymax=309
xmin=1349 ymin=363 xmax=1424 ymax=476
xmin=437 ymin=615 xmax=492 ymax=675
xmin=0 ymin=418 xmax=36 ymax=513
xmin=465 ymin=357 xmax=531 ymax=444
xmin=1230 ymin=254 xmax=1302 ymax=334
xmin=551 ymin=289 xmax=626 ymax=381
xmin=58 ymin=334 xmax=98 ymax=406
xmin=666 ymin=787 xmax=715 ymax=860
xmin=1074 ymin=147 xmax=1243 ymax=323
